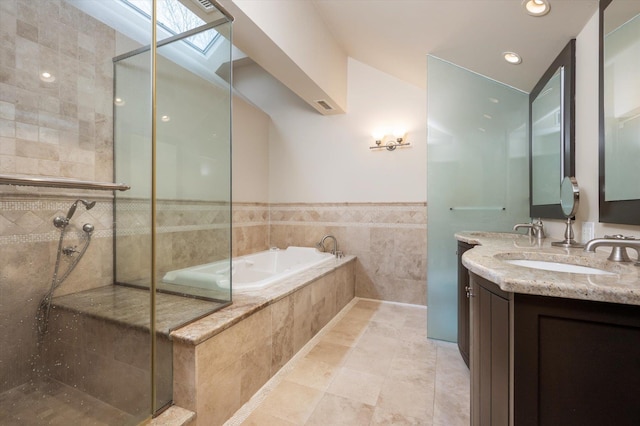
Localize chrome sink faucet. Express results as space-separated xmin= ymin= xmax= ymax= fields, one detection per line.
xmin=513 ymin=218 xmax=546 ymax=242
xmin=584 ymin=234 xmax=640 ymax=266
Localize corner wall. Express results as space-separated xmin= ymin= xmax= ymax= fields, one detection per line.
xmin=232 ymin=58 xmax=428 ymax=305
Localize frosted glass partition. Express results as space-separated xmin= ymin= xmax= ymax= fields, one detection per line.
xmin=427 ymin=56 xmax=529 ymax=342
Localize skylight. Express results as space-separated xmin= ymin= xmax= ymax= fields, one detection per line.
xmin=121 ymin=0 xmax=218 ymax=53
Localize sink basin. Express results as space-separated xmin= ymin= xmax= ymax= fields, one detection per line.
xmin=503 ymin=259 xmax=615 ymax=275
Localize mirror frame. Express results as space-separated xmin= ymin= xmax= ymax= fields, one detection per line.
xmin=529 ymin=39 xmax=576 ymax=219
xmin=598 ymin=0 xmax=640 ymax=225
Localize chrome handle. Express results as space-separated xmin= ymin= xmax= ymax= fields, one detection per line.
xmin=465 ymin=285 xmax=474 ymax=298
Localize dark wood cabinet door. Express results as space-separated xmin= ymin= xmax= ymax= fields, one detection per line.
xmin=514 ymin=293 xmax=640 ymax=426
xmin=457 ymin=241 xmax=474 ymax=368
xmin=471 ymin=273 xmax=510 ymax=426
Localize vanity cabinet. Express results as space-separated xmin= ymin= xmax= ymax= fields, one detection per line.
xmin=514 ymin=292 xmax=640 ymax=426
xmin=457 ymin=241 xmax=475 ymax=367
xmin=470 ymin=272 xmax=640 ymax=426
xmin=470 ymin=273 xmax=511 ymax=426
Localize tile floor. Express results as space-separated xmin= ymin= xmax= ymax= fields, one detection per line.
xmin=0 ymin=378 xmax=136 ymax=425
xmin=225 ymin=298 xmax=470 ymax=426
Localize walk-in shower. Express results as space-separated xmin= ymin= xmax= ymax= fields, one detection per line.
xmin=0 ymin=0 xmax=233 ymax=424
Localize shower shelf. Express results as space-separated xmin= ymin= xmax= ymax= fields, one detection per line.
xmin=0 ymin=174 xmax=130 ymax=192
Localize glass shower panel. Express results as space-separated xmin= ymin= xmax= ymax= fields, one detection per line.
xmin=114 ymin=18 xmax=233 ymax=413
xmin=426 ymin=56 xmax=529 ymax=342
xmin=0 ymin=0 xmax=154 ymax=423
xmin=115 ymin=23 xmax=233 ymax=304
xmin=155 ymin=24 xmax=233 ymax=305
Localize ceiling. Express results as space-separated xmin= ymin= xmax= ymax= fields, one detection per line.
xmin=309 ymin=0 xmax=599 ymax=92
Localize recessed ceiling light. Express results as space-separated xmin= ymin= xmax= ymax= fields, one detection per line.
xmin=489 ymin=97 xmax=500 ymax=104
xmin=114 ymin=97 xmax=125 ymax=106
xmin=523 ymin=0 xmax=550 ymax=17
xmin=483 ymin=114 xmax=493 ymax=119
xmin=161 ymin=115 xmax=171 ymax=122
xmin=40 ymin=71 xmax=56 ymax=82
xmin=503 ymin=52 xmax=522 ymax=64
xmin=478 ymin=128 xmax=486 ymax=132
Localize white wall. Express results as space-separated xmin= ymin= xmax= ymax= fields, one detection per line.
xmin=221 ymin=0 xmax=348 ymax=114
xmin=545 ymin=10 xmax=640 ymax=239
xmin=267 ymin=58 xmax=427 ymax=203
xmin=232 ymin=96 xmax=270 ymax=203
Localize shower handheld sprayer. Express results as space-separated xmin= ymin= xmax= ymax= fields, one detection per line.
xmin=53 ymin=199 xmax=96 ymax=229
xmin=37 ymin=199 xmax=97 ymax=338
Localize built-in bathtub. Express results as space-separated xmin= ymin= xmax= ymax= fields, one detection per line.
xmin=162 ymin=246 xmax=335 ymax=291
xmin=169 ymin=252 xmax=356 ymax=426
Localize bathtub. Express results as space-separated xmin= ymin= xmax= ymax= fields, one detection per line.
xmin=162 ymin=247 xmax=335 ymax=291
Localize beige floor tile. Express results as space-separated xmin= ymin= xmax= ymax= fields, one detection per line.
xmin=356 ymin=329 xmax=398 ymax=355
xmin=343 ymin=345 xmax=395 ymax=376
xmin=284 ymin=357 xmax=339 ymax=391
xmin=353 ymin=299 xmax=383 ymax=311
xmin=396 ymin=338 xmax=439 ymax=362
xmin=305 ymin=394 xmax=374 ymax=426
xmin=326 ymin=367 xmax=385 ymax=406
xmin=370 ymin=407 xmax=433 ymax=425
xmin=332 ymin=314 xmax=371 ymax=335
xmin=433 ymin=345 xmax=470 ymax=426
xmin=320 ymin=324 xmax=364 ymax=347
xmin=377 ymin=378 xmax=434 ymax=421
xmin=225 ymin=299 xmax=470 ymax=426
xmin=304 ymin=341 xmax=351 ymax=366
xmin=403 ymin=310 xmax=427 ymax=330
xmin=365 ymin=319 xmax=403 ymax=340
xmin=258 ymin=380 xmax=323 ymax=424
xmin=433 ymin=394 xmax=470 ymax=426
xmin=240 ymin=407 xmax=298 ymax=426
xmin=344 ymin=305 xmax=380 ymax=322
xmin=388 ymin=356 xmax=437 ymax=388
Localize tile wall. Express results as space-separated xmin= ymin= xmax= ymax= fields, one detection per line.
xmin=114 ymin=198 xmax=235 ymax=285
xmin=232 ymin=202 xmax=269 ymax=257
xmin=0 ymin=0 xmax=117 ymax=393
xmin=269 ymin=202 xmax=427 ymax=305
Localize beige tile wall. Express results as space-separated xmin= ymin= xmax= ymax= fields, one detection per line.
xmin=269 ymin=202 xmax=427 ymax=305
xmin=0 ymin=194 xmax=114 ymax=393
xmin=114 ymin=199 xmax=236 ymax=284
xmin=0 ymin=0 xmax=115 ymax=182
xmin=232 ymin=202 xmax=269 ymax=257
xmin=0 ymin=0 xmax=119 ymax=394
xmin=42 ymin=307 xmax=173 ymax=420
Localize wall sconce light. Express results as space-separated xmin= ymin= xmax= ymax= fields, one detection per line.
xmin=370 ymin=128 xmax=410 ymax=151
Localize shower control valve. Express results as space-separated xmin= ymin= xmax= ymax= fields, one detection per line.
xmin=62 ymin=246 xmax=79 ymax=256
xmin=53 ymin=216 xmax=69 ymax=228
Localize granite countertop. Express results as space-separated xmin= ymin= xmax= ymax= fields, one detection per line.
xmin=457 ymin=231 xmax=640 ymax=306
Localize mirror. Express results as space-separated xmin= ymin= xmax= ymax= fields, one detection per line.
xmin=599 ymin=0 xmax=640 ymax=225
xmin=530 ymin=40 xmax=576 ymax=219
xmin=560 ymin=176 xmax=579 ymax=217
xmin=552 ymin=176 xmax=583 ymax=248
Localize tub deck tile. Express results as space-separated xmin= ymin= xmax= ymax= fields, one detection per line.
xmin=170 ymin=256 xmax=356 ymax=345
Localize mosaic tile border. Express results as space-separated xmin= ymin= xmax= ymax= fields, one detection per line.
xmin=269 ymin=202 xmax=427 ymax=229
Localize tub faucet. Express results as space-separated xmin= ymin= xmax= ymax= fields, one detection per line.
xmin=513 ymin=218 xmax=546 ymax=242
xmin=584 ymin=234 xmax=640 ymax=266
xmin=319 ymin=235 xmax=341 ymax=258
